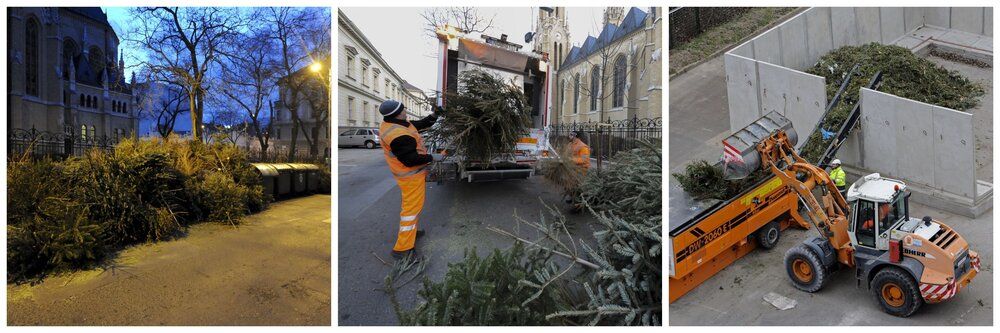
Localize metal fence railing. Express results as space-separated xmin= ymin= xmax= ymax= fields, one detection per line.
xmin=7 ymin=127 xmax=121 ymax=160
xmin=548 ymin=116 xmax=661 ymax=167
xmin=669 ymin=7 xmax=751 ymax=49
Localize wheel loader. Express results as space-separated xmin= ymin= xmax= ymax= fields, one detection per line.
xmin=724 ymin=112 xmax=980 ymax=317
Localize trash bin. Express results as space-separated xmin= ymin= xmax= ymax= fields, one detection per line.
xmin=273 ymin=163 xmax=294 ymax=196
xmin=288 ymin=163 xmax=318 ymax=193
xmin=300 ymin=164 xmax=321 ymax=192
xmin=250 ymin=163 xmax=279 ymax=197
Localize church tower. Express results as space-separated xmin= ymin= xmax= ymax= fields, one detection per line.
xmin=534 ymin=7 xmax=571 ymax=71
xmin=603 ymin=7 xmax=625 ymax=26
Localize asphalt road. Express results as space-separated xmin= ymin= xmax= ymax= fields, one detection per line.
xmin=337 ymin=148 xmax=596 ymax=325
xmin=668 ymin=56 xmax=993 ymax=325
xmin=7 ymin=195 xmax=332 ymax=326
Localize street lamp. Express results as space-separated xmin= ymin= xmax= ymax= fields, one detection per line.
xmin=309 ymin=62 xmax=322 ymax=73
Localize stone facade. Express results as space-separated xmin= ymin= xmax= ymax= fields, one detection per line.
xmin=271 ymin=59 xmax=332 ymax=158
xmin=7 ymin=7 xmax=137 ymax=139
xmin=337 ymin=10 xmax=432 ymax=133
xmin=547 ymin=7 xmax=662 ymax=125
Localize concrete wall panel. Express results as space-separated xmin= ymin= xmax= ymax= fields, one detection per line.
xmin=780 ymin=15 xmax=810 ymax=70
xmin=924 ymin=8 xmax=951 ymax=28
xmin=984 ymin=8 xmax=993 ymax=37
xmin=860 ymin=89 xmax=898 ymax=176
xmin=753 ymin=27 xmax=784 ymax=67
xmin=725 ymin=54 xmax=762 ymax=131
xmin=757 ymin=62 xmax=826 ymax=149
xmin=856 ymin=7 xmax=883 ymax=44
xmin=880 ymin=7 xmax=906 ymax=43
xmin=838 ymin=130 xmax=864 ymax=168
xmin=932 ymin=106 xmax=975 ymax=198
xmin=805 ymin=8 xmax=834 ymax=66
xmin=831 ymin=7 xmax=859 ymax=48
xmin=904 ymin=7 xmax=925 ymax=33
xmin=731 ymin=40 xmax=754 ymax=58
xmin=950 ymin=7 xmax=985 ymax=35
xmin=893 ymin=97 xmax=935 ymax=187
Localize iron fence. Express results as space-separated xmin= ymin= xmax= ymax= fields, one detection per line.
xmin=7 ymin=127 xmax=121 ymax=160
xmin=548 ymin=116 xmax=661 ymax=166
xmin=669 ymin=7 xmax=751 ymax=49
xmin=246 ymin=149 xmax=330 ymax=165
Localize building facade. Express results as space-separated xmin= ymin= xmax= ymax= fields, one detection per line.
xmin=545 ymin=7 xmax=662 ymax=125
xmin=7 ymin=7 xmax=137 ymax=140
xmin=271 ymin=58 xmax=332 ymax=158
xmin=337 ymin=10 xmax=432 ymax=134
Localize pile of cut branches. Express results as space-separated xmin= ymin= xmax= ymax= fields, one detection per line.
xmin=427 ymin=69 xmax=531 ymax=162
xmin=538 ymin=143 xmax=586 ymax=197
xmin=800 ymin=42 xmax=985 ymax=161
xmin=387 ymin=141 xmax=662 ymax=326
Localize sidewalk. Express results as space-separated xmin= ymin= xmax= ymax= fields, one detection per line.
xmin=7 ymin=195 xmax=332 ymax=326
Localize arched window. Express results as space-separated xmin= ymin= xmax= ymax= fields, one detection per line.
xmin=89 ymin=126 xmax=96 ymax=141
xmin=63 ymin=39 xmax=78 ymax=80
xmin=25 ymin=17 xmax=40 ymax=96
xmin=590 ymin=65 xmax=600 ymax=112
xmin=81 ymin=125 xmax=88 ymax=141
xmin=613 ymin=55 xmax=627 ymax=108
xmin=89 ymin=47 xmax=104 ymax=81
xmin=573 ymin=74 xmax=580 ymax=114
xmin=79 ymin=94 xmax=85 ymax=107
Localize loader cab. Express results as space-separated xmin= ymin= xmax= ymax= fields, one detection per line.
xmin=846 ymin=174 xmax=909 ymax=251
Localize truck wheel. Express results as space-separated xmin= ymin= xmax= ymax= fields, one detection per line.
xmin=784 ymin=244 xmax=828 ymax=292
xmin=755 ymin=221 xmax=781 ymax=250
xmin=365 ymin=141 xmax=376 ymax=149
xmin=871 ymin=267 xmax=923 ymax=317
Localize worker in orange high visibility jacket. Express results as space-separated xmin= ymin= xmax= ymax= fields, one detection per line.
xmin=568 ymin=130 xmax=591 ymax=173
xmin=378 ymin=99 xmax=442 ymax=259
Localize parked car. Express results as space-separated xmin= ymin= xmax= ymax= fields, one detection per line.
xmin=338 ymin=128 xmax=380 ymax=149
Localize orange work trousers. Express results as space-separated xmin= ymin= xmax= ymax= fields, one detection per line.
xmin=392 ymin=171 xmax=426 ymax=252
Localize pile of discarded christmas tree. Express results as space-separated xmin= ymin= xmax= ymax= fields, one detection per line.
xmin=425 ymin=68 xmax=532 ymax=163
xmin=674 ymin=42 xmax=985 ymax=201
xmin=385 ymin=140 xmax=662 ymax=326
xmin=7 ymin=135 xmax=269 ymax=282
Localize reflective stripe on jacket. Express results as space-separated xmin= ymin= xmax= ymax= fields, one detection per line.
xmin=380 ymin=121 xmax=428 ymax=178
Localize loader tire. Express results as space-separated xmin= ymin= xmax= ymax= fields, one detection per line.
xmin=784 ymin=244 xmax=828 ymax=292
xmin=755 ymin=221 xmax=781 ymax=250
xmin=871 ymin=267 xmax=923 ymax=317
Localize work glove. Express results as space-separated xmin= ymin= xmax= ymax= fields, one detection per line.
xmin=431 ymin=153 xmax=444 ymax=161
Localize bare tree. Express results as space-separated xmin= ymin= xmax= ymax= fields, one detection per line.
xmin=135 ymin=81 xmax=189 ymax=138
xmin=125 ymin=7 xmax=242 ymax=142
xmin=216 ymin=12 xmax=278 ymax=156
xmin=421 ymin=7 xmax=496 ymax=38
xmin=267 ymin=7 xmax=330 ymax=159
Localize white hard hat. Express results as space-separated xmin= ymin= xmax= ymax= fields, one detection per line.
xmin=831 ymin=159 xmax=841 ymax=165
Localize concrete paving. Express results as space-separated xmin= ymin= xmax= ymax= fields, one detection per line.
xmin=6 ymin=195 xmax=332 ymax=325
xmin=668 ymin=55 xmax=732 ymax=173
xmin=668 ymin=54 xmax=993 ymax=325
xmin=337 ymin=148 xmax=597 ymax=325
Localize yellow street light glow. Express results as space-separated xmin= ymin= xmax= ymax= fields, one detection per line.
xmin=309 ymin=62 xmax=322 ymax=73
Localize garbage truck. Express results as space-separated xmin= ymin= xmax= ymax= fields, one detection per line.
xmin=427 ymin=25 xmax=552 ymax=182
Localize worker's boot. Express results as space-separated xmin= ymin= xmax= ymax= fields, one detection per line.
xmin=391 ymin=248 xmax=419 ymax=261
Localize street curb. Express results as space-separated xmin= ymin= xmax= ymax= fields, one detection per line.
xmin=669 ymin=7 xmax=805 ymax=79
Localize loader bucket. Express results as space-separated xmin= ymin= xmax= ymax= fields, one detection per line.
xmin=722 ymin=112 xmax=798 ymax=180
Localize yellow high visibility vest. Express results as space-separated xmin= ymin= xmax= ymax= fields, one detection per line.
xmin=830 ymin=167 xmax=846 ymax=187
